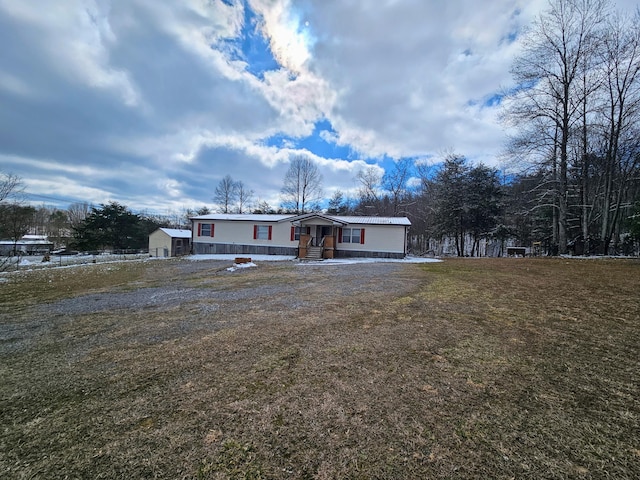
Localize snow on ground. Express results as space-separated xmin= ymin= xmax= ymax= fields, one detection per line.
xmin=188 ymin=254 xmax=441 ymax=265
xmin=226 ymin=262 xmax=258 ymax=272
xmin=0 ymin=254 xmax=442 ymax=283
xmin=0 ymin=254 xmax=155 ymax=278
xmin=297 ymin=256 xmax=442 ymax=266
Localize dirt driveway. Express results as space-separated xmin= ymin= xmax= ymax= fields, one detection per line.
xmin=1 ymin=258 xmax=419 ymax=357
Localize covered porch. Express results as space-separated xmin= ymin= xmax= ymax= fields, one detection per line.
xmin=290 ymin=214 xmax=347 ymax=260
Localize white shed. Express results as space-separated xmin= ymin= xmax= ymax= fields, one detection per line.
xmin=148 ymin=228 xmax=191 ymax=257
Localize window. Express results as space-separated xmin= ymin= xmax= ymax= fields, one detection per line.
xmin=290 ymin=226 xmax=311 ymax=241
xmin=198 ymin=223 xmax=214 ymax=237
xmin=340 ymin=228 xmax=364 ymax=244
xmin=254 ymin=225 xmax=272 ymax=240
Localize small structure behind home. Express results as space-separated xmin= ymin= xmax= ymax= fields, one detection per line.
xmin=148 ymin=228 xmax=191 ymax=257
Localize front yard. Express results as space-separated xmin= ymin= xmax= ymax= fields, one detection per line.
xmin=1 ymin=257 xmax=638 ymax=479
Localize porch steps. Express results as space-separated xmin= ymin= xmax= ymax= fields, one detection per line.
xmin=302 ymin=246 xmax=323 ymax=261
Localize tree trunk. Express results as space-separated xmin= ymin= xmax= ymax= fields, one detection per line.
xmin=581 ymin=72 xmax=590 ymax=255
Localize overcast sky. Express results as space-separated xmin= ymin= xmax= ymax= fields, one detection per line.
xmin=1 ymin=0 xmax=638 ymax=214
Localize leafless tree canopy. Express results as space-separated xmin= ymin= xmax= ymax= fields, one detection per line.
xmin=214 ymin=174 xmax=237 ymax=214
xmin=0 ymin=171 xmax=23 ymax=203
xmin=280 ymin=156 xmax=323 ymax=214
xmin=235 ymin=181 xmax=254 ymax=214
xmin=67 ymin=202 xmax=91 ymax=229
xmin=506 ymin=0 xmax=607 ymax=253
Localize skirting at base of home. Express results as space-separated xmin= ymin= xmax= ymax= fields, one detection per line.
xmin=334 ymin=250 xmax=405 ymax=259
xmin=193 ymin=242 xmax=297 ymax=256
xmin=192 ymin=241 xmax=405 ymax=259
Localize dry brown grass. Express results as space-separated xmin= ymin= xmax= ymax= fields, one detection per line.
xmin=1 ymin=257 xmax=639 ymax=479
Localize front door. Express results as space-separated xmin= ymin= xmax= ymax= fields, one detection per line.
xmin=314 ymin=225 xmax=333 ymax=245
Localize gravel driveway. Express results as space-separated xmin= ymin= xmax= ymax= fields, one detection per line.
xmin=1 ymin=259 xmax=418 ymax=355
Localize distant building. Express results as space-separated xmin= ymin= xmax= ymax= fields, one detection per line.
xmin=148 ymin=228 xmax=191 ymax=257
xmin=0 ymin=235 xmax=54 ymax=256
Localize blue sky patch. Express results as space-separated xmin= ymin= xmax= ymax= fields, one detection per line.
xmin=483 ymin=93 xmax=504 ymax=107
xmin=265 ymin=119 xmax=354 ymax=160
xmin=221 ymin=1 xmax=280 ymax=79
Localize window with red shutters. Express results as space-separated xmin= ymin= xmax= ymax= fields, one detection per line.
xmin=340 ymin=228 xmax=362 ymax=243
xmin=200 ymin=223 xmax=213 ymax=237
xmin=254 ymin=225 xmax=271 ymax=240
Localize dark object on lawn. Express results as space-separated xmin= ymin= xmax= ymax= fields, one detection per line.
xmin=52 ymin=249 xmax=79 ymax=256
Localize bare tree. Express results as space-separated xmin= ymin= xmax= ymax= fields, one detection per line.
xmin=506 ymin=0 xmax=607 ymax=254
xmin=67 ymin=202 xmax=91 ymax=229
xmin=0 ymin=171 xmax=23 ymax=203
xmin=596 ymin=12 xmax=640 ymax=253
xmin=0 ymin=204 xmax=36 ymax=256
xmin=0 ymin=172 xmax=28 ymax=269
xmin=355 ymin=166 xmax=383 ymax=214
xmin=280 ymin=156 xmax=323 ymax=214
xmin=235 ymin=181 xmax=254 ymax=214
xmin=214 ymin=175 xmax=238 ymax=214
xmin=382 ymin=158 xmax=414 ymax=216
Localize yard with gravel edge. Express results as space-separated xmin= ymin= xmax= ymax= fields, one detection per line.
xmin=1 ymin=256 xmax=639 ymax=479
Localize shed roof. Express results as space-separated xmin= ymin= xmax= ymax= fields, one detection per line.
xmin=158 ymin=228 xmax=192 ymax=238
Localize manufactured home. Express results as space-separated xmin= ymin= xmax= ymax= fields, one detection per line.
xmin=148 ymin=228 xmax=191 ymax=257
xmin=0 ymin=235 xmax=54 ymax=256
xmin=190 ymin=213 xmax=410 ymax=259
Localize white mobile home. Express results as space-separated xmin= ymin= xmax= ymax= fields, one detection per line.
xmin=190 ymin=213 xmax=410 ymax=259
xmin=0 ymin=236 xmax=54 ymax=256
xmin=148 ymin=228 xmax=191 ymax=257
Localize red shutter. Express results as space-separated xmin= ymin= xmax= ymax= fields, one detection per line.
xmin=210 ymin=224 xmax=215 ymax=237
xmin=253 ymin=225 xmax=257 ymax=239
xmin=268 ymin=225 xmax=272 ymax=240
xmin=338 ymin=227 xmax=343 ymax=243
xmin=197 ymin=223 xmax=201 ymax=236
xmin=306 ymin=226 xmax=311 ymax=234
xmin=290 ymin=226 xmax=295 ymax=241
xmin=360 ymin=228 xmax=365 ymax=244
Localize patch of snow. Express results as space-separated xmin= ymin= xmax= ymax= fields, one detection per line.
xmin=189 ymin=254 xmax=441 ymax=265
xmin=297 ymin=256 xmax=443 ymax=266
xmin=226 ymin=262 xmax=258 ymax=272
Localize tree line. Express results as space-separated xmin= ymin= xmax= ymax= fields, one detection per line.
xmin=504 ymin=0 xmax=640 ymax=254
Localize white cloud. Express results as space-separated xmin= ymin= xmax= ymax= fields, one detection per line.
xmin=250 ymin=0 xmax=313 ymax=74
xmin=306 ymin=0 xmax=539 ymax=162
xmin=0 ymin=0 xmax=140 ymax=106
xmin=4 ymin=0 xmax=639 ymax=214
